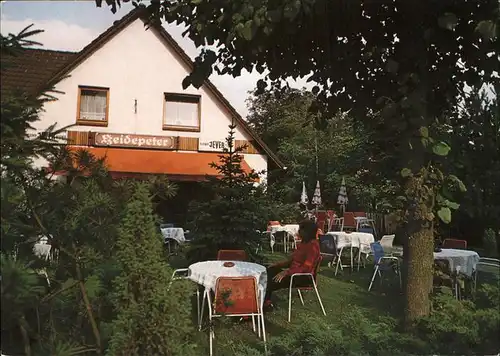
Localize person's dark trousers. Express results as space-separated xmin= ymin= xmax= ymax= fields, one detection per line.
xmin=265 ymin=266 xmax=313 ymax=302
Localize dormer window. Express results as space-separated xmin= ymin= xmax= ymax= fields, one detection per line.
xmin=163 ymin=93 xmax=201 ymax=132
xmin=77 ymin=86 xmax=109 ymax=126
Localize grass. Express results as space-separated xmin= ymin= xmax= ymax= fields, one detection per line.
xmin=169 ymin=250 xmax=407 ymax=355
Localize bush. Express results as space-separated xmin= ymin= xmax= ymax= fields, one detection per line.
xmin=106 ymin=183 xmax=197 ymax=355
xmin=187 ymin=123 xmax=269 ymax=262
xmin=482 ymin=228 xmax=498 ymax=257
xmin=417 ymin=285 xmax=500 ymax=354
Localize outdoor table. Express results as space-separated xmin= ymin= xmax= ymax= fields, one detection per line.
xmin=434 ymin=248 xmax=480 ymax=277
xmin=268 ymin=224 xmax=299 ymax=252
xmin=188 ymin=260 xmax=267 ymax=330
xmin=327 ymin=231 xmax=375 ymax=268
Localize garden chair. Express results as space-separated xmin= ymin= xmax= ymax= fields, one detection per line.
xmin=379 ymin=235 xmax=395 ymax=255
xmin=288 ymin=256 xmax=327 ymax=322
xmin=209 ymin=276 xmax=267 ymax=356
xmin=368 ymin=242 xmax=402 ymax=292
xmin=217 ymin=249 xmax=247 ymax=261
xmin=168 ymin=268 xmax=205 ymax=328
xmin=473 ymin=257 xmax=500 ymax=294
xmin=342 ymin=212 xmax=356 ymax=231
xmin=442 ymin=238 xmax=467 ymax=249
xmin=319 ymin=234 xmax=343 ymax=276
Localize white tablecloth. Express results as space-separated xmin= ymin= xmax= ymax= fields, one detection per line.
xmin=434 ymin=249 xmax=480 ymax=277
xmin=161 ymin=227 xmax=185 ymax=244
xmin=327 ymin=231 xmax=375 ymax=249
xmin=188 ymin=261 xmax=267 ymax=294
xmin=269 ymin=224 xmax=299 ymax=236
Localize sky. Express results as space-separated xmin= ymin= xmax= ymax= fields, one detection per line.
xmin=0 ymin=0 xmax=310 ymax=117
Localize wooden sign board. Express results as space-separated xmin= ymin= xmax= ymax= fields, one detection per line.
xmin=94 ymin=132 xmax=176 ymax=150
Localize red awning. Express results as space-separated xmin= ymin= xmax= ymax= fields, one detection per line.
xmin=53 ymin=147 xmax=257 ymax=182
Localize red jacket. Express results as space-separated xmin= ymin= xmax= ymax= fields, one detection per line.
xmin=286 ymin=239 xmax=320 ymax=276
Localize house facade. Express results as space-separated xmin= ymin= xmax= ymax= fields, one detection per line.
xmin=2 ymin=8 xmax=282 ymax=184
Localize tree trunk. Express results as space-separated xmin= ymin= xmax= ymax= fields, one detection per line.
xmin=403 ymin=224 xmax=434 ymax=324
xmin=402 ymin=173 xmax=435 ymax=327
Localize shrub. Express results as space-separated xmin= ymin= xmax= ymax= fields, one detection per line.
xmin=187 ymin=123 xmax=269 ymax=262
xmin=482 ymin=228 xmax=498 ymax=257
xmin=417 ymin=285 xmax=500 ymax=354
xmin=106 ymin=183 xmax=197 ymax=355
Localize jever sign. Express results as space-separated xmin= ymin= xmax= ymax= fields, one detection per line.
xmin=94 ymin=132 xmax=176 ymax=150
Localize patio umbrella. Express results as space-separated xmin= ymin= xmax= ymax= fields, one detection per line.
xmin=337 ymin=177 xmax=348 ymax=214
xmin=311 ymin=180 xmax=322 ymax=207
xmin=300 ymin=181 xmax=309 ymax=206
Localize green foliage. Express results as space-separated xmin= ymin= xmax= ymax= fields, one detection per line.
xmin=482 ymin=229 xmax=498 ymax=257
xmin=446 ymin=86 xmax=500 ymax=238
xmin=187 ymin=123 xmax=268 ymax=261
xmin=246 ymin=88 xmax=395 ymax=213
xmin=417 ymin=286 xmax=500 ymax=354
xmin=107 ymin=182 xmax=196 ymax=355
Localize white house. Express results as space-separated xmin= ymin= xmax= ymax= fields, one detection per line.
xmin=2 ymin=7 xmax=282 ymax=185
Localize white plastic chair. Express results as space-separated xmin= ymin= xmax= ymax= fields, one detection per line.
xmin=288 ymin=257 xmax=327 ymax=322
xmin=168 ymin=268 xmax=204 ymax=330
xmin=379 ymin=235 xmax=395 ymax=255
xmin=473 ymin=258 xmax=500 ymax=294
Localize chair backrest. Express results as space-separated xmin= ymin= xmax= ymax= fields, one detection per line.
xmin=479 ymin=257 xmax=500 ymax=265
xmin=379 ymin=235 xmax=395 ymax=249
xmin=370 ymin=242 xmax=385 ymax=264
xmin=214 ymin=276 xmax=259 ymax=315
xmin=353 ymin=212 xmax=367 ymax=218
xmin=476 ymin=258 xmax=500 ymax=275
xmin=316 ymin=210 xmax=327 ymax=221
xmin=319 ymin=234 xmax=337 ymax=255
xmin=343 ymin=212 xmax=356 ymax=228
xmin=442 ymin=238 xmax=467 ymax=249
xmin=326 ymin=210 xmax=336 ymax=219
xmin=312 ymin=255 xmax=323 ymax=282
xmin=217 ymin=249 xmax=247 ymax=261
xmin=358 ymin=226 xmax=375 ymax=235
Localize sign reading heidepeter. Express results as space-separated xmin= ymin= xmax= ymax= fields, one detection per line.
xmin=94 ymin=132 xmax=176 ymax=150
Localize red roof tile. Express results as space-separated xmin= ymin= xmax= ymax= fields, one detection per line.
xmin=1 ymin=48 xmax=76 ymax=95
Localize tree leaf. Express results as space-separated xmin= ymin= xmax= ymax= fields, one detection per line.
xmin=448 ymin=174 xmax=467 ymax=192
xmin=476 ymin=20 xmax=497 ymax=40
xmin=432 ymin=142 xmax=451 ymax=156
xmin=438 ymin=12 xmax=458 ymax=31
xmin=437 ymin=207 xmax=452 ymax=224
xmin=241 ymin=20 xmax=254 ymax=41
xmin=401 ymin=168 xmax=412 ymax=178
xmin=419 ymin=126 xmax=429 ymax=138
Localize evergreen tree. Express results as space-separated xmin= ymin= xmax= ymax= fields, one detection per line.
xmin=107 ymin=182 xmax=196 ymax=356
xmin=187 ymin=122 xmax=268 ymax=262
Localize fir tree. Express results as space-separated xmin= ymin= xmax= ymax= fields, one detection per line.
xmin=107 ymin=182 xmax=196 ymax=356
xmin=187 ymin=122 xmax=269 ymax=262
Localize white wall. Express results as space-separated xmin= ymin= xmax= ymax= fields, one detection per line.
xmin=33 ymin=18 xmax=268 ymax=179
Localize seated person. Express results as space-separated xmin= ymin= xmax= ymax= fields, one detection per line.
xmin=264 ymin=220 xmax=320 ymax=310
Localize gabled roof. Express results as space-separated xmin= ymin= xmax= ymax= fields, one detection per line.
xmin=0 ymin=48 xmax=76 ymax=95
xmin=1 ymin=7 xmax=283 ymax=168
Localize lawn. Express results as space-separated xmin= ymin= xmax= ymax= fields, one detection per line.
xmin=170 ymin=251 xmax=410 ymax=355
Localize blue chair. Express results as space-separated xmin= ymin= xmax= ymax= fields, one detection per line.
xmin=319 ymin=234 xmax=344 ymax=276
xmin=368 ymin=242 xmax=402 ymax=291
